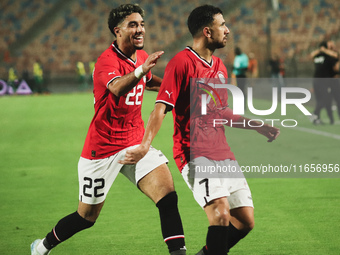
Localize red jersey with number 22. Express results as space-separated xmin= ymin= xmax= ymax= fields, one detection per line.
xmin=81 ymin=42 xmax=151 ymax=159
xmin=156 ymin=47 xmax=241 ymax=171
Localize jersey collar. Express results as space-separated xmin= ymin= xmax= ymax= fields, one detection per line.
xmin=112 ymin=41 xmax=137 ymax=65
xmin=186 ymin=46 xmax=213 ymax=68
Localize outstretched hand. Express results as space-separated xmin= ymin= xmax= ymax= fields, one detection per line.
xmin=142 ymin=51 xmax=164 ymax=73
xmin=256 ymin=124 xmax=280 ymax=142
xmin=118 ymin=145 xmax=149 ymax=165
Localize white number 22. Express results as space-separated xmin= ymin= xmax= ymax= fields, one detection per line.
xmin=125 ymin=84 xmax=143 ymax=105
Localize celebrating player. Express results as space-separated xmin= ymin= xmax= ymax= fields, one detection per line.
xmin=120 ymin=5 xmax=280 ymax=255
xmin=30 ymin=4 xmax=186 ymax=255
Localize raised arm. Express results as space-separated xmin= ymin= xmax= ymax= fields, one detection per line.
xmin=108 ymin=51 xmax=164 ymax=96
xmin=119 ymin=102 xmax=168 ymax=164
xmin=310 ymin=49 xmax=320 ymax=59
xmin=320 ymin=47 xmax=339 ymax=59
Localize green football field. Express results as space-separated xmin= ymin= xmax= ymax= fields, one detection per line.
xmin=0 ymin=91 xmax=339 ymax=254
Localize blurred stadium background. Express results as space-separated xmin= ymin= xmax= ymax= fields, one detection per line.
xmin=1 ymin=1 xmax=340 ymax=254
xmin=0 ymin=0 xmax=339 ymax=93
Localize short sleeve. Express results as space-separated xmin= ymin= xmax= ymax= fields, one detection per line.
xmin=156 ymin=55 xmax=186 ymax=109
xmin=95 ymin=54 xmax=122 ymax=88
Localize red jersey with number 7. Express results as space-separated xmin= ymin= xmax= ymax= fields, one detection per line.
xmin=156 ymin=47 xmax=241 ymax=171
xmin=81 ymin=42 xmax=152 ymax=159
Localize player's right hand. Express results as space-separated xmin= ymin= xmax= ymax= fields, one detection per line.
xmin=142 ymin=51 xmax=164 ymax=73
xmin=118 ymin=145 xmax=149 ymax=165
xmin=256 ymin=124 xmax=280 ymax=142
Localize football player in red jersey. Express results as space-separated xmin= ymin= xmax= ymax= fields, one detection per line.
xmin=120 ymin=5 xmax=280 ymax=255
xmin=31 ymin=4 xmax=186 ymax=255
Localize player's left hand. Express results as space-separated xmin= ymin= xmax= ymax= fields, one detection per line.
xmin=118 ymin=145 xmax=149 ymax=165
xmin=256 ymin=124 xmax=280 ymax=142
xmin=142 ymin=51 xmax=164 ymax=73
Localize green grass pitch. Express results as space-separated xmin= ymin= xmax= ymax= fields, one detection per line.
xmin=0 ymin=91 xmax=339 ymax=254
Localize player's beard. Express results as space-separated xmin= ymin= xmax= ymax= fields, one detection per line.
xmin=209 ymin=34 xmax=227 ymax=50
xmin=214 ymin=41 xmax=226 ymax=49
xmin=209 ymin=40 xmax=226 ymax=51
xmin=134 ymin=44 xmax=144 ymax=50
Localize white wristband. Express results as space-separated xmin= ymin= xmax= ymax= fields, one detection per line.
xmin=134 ymin=65 xmax=145 ymax=79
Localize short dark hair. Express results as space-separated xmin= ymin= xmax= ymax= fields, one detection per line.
xmin=108 ymin=4 xmax=144 ymax=37
xmin=235 ymin=47 xmax=242 ymax=55
xmin=187 ymin=5 xmax=223 ymax=37
xmin=319 ymin=41 xmax=328 ymax=49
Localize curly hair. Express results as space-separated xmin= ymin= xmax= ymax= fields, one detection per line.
xmin=108 ymin=4 xmax=145 ymax=37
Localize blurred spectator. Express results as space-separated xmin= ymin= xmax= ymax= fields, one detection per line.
xmin=287 ymin=48 xmax=298 ymax=77
xmin=88 ymin=60 xmax=95 ymax=82
xmin=269 ymin=53 xmax=285 ymax=90
xmin=327 ymin=40 xmax=340 ymax=119
xmin=247 ymin=52 xmax=258 ymax=88
xmin=76 ymin=61 xmax=88 ymax=89
xmin=33 ymin=59 xmax=46 ymax=94
xmin=247 ymin=52 xmax=258 ymax=78
xmin=233 ymin=47 xmax=249 ymax=108
xmin=310 ymin=41 xmax=338 ymax=124
xmin=279 ymin=56 xmax=285 ymax=78
xmin=21 ymin=58 xmax=32 ymax=88
xmin=8 ymin=66 xmax=19 ymax=92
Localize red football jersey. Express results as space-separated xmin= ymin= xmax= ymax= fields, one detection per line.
xmin=156 ymin=47 xmax=241 ymax=171
xmin=81 ymin=42 xmax=152 ymax=159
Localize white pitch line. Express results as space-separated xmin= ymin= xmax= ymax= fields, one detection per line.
xmin=292 ymin=126 xmax=340 ymax=140
xmin=243 ymin=114 xmax=340 ymax=140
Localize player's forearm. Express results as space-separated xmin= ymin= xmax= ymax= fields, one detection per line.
xmin=229 ymin=116 xmax=260 ymax=130
xmin=109 ymin=52 xmax=164 ymax=97
xmin=230 ymin=116 xmax=280 ymax=142
xmin=322 ymin=48 xmax=339 ymax=59
xmin=140 ymin=103 xmax=167 ymax=149
xmin=108 ymin=71 xmax=142 ymax=97
xmin=310 ymin=49 xmax=320 ymax=59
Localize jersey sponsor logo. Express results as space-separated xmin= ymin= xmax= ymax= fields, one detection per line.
xmin=314 ymin=56 xmax=325 ymax=64
xmin=108 ymin=71 xmax=116 ymax=75
xmin=165 ymin=90 xmax=173 ymax=98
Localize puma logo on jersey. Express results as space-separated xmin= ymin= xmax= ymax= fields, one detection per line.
xmin=108 ymin=71 xmax=116 ymax=75
xmin=165 ymin=90 xmax=173 ymax=98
